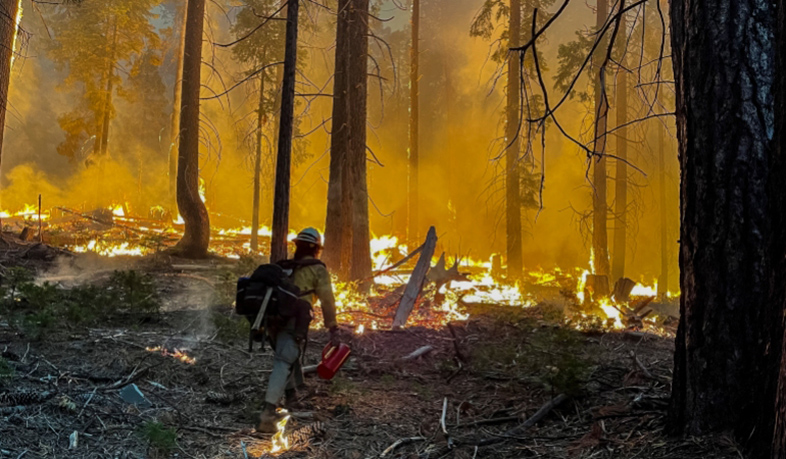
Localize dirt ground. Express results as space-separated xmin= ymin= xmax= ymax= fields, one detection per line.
xmin=0 ymin=248 xmax=742 ymax=459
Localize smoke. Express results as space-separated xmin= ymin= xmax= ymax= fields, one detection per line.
xmin=1 ymin=0 xmax=680 ymax=284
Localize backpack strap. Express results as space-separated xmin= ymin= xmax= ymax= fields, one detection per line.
xmin=277 ymin=258 xmax=325 ymax=297
xmin=277 ymin=259 xmax=326 ymax=270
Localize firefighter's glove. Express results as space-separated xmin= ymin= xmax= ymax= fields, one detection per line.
xmin=329 ymin=326 xmax=342 ymax=347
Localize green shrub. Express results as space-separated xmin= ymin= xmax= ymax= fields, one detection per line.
xmin=0 ymin=357 xmax=13 ymax=379
xmin=109 ymin=270 xmax=160 ymax=313
xmin=138 ymin=421 xmax=177 ymax=455
xmin=212 ymin=270 xmax=238 ymax=306
xmin=529 ymin=328 xmax=592 ymax=396
xmin=329 ymin=376 xmax=356 ymax=395
xmin=235 ymin=253 xmax=266 ymax=276
xmin=212 ymin=312 xmax=249 ymax=343
xmin=4 ymin=267 xmax=34 ymax=301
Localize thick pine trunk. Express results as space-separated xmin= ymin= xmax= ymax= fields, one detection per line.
xmin=347 ymin=0 xmax=371 ymax=282
xmin=270 ymin=0 xmax=299 ymax=263
xmin=668 ymin=0 xmax=777 ymax=443
xmin=169 ymin=3 xmax=187 ymax=213
xmin=591 ymin=0 xmax=610 ymax=277
xmin=505 ymin=0 xmax=523 ymax=280
xmin=324 ymin=0 xmax=371 ymax=280
xmin=770 ymin=0 xmax=786 ymax=457
xmin=323 ymin=0 xmax=350 ymax=271
xmin=611 ymin=11 xmax=627 ymax=282
xmin=657 ymin=121 xmax=668 ymax=296
xmin=250 ymin=72 xmax=265 ymax=253
xmin=0 ymin=0 xmax=19 ymax=169
xmin=407 ymin=0 xmax=420 ymax=246
xmin=173 ymin=0 xmax=210 ymax=258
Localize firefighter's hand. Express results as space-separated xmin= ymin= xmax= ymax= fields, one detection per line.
xmin=329 ymin=326 xmax=342 ymax=346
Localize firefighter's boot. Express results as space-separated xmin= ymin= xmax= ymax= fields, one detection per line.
xmin=256 ymin=403 xmax=282 ymax=433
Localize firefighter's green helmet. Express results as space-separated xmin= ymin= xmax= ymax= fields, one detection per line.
xmin=293 ymin=227 xmax=322 ymax=246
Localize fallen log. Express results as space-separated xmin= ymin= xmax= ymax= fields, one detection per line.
xmin=392 ymin=227 xmax=438 ymax=328
xmin=401 ymin=345 xmax=434 ymax=360
xmin=363 ymin=243 xmax=425 ymax=282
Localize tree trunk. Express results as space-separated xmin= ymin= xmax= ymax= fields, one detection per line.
xmin=99 ymin=21 xmax=118 ymax=157
xmin=173 ymin=0 xmax=210 ymax=258
xmin=347 ymin=0 xmax=371 ymax=282
xmin=591 ymin=0 xmax=610 ymax=277
xmin=324 ymin=0 xmax=371 ymax=281
xmin=657 ymin=120 xmax=668 ymax=297
xmin=0 ymin=0 xmax=19 ymax=171
xmin=770 ymin=1 xmax=786 ymax=457
xmin=270 ymin=0 xmax=299 ymax=263
xmin=323 ymin=0 xmax=351 ymax=271
xmin=611 ymin=10 xmax=627 ymax=282
xmin=169 ymin=2 xmax=187 ymax=214
xmin=250 ymin=71 xmax=265 ymax=253
xmin=407 ymin=0 xmax=420 ymax=246
xmin=667 ymin=0 xmax=778 ymax=444
xmin=505 ymin=0 xmax=523 ymax=280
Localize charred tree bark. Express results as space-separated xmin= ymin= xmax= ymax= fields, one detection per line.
xmin=407 ymin=0 xmax=420 ymax=246
xmin=250 ymin=72 xmax=266 ymax=253
xmin=668 ymin=0 xmax=778 ymax=445
xmin=169 ymin=3 xmax=187 ymax=214
xmin=270 ymin=0 xmax=299 ymax=263
xmin=323 ymin=0 xmax=350 ymax=271
xmin=611 ymin=10 xmax=627 ymax=282
xmin=505 ymin=0 xmax=523 ymax=280
xmin=347 ymin=0 xmax=371 ymax=282
xmin=770 ymin=0 xmax=786 ymax=457
xmin=324 ymin=0 xmax=371 ymax=281
xmin=657 ymin=120 xmax=668 ymax=297
xmin=173 ymin=0 xmax=210 ymax=258
xmin=0 ymin=0 xmax=19 ymax=169
xmin=591 ymin=0 xmax=610 ymax=277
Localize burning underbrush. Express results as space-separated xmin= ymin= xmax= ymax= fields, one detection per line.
xmin=0 ymin=203 xmax=679 ymax=336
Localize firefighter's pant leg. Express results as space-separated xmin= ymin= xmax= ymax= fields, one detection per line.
xmin=265 ymin=330 xmax=301 ymax=406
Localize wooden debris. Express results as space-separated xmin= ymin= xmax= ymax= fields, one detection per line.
xmin=612 ymin=278 xmax=636 ymax=303
xmin=401 ymin=345 xmax=434 ymax=361
xmin=471 ymin=393 xmax=569 ymax=446
xmin=427 ymin=253 xmax=469 ymax=289
xmin=19 ymin=227 xmax=35 ymax=242
xmin=365 ymin=243 xmax=424 ymax=281
xmin=392 ymin=227 xmax=438 ymax=328
xmin=378 ymin=436 xmax=427 ymax=458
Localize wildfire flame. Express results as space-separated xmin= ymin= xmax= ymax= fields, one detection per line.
xmin=3 ymin=197 xmax=678 ymax=334
xmin=270 ymin=410 xmax=290 ymax=453
xmin=145 ymin=346 xmax=196 ymax=365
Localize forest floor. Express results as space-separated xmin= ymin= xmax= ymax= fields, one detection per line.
xmin=0 ymin=239 xmax=742 ymax=459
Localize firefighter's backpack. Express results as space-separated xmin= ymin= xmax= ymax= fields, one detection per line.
xmin=235 ymin=259 xmax=325 ymax=342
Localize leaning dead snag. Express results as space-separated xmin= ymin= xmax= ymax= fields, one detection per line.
xmin=392 ymin=226 xmax=438 ymax=328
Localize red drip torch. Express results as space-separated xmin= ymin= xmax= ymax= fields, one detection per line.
xmin=317 ymin=343 xmax=351 ymax=380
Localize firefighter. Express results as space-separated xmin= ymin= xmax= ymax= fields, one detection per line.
xmin=257 ymin=227 xmax=341 ymax=433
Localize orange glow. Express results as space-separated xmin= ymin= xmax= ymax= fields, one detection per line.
xmin=145 ymin=346 xmax=196 ymax=365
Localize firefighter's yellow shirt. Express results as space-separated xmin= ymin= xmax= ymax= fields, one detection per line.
xmin=290 ymin=256 xmax=338 ymax=329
